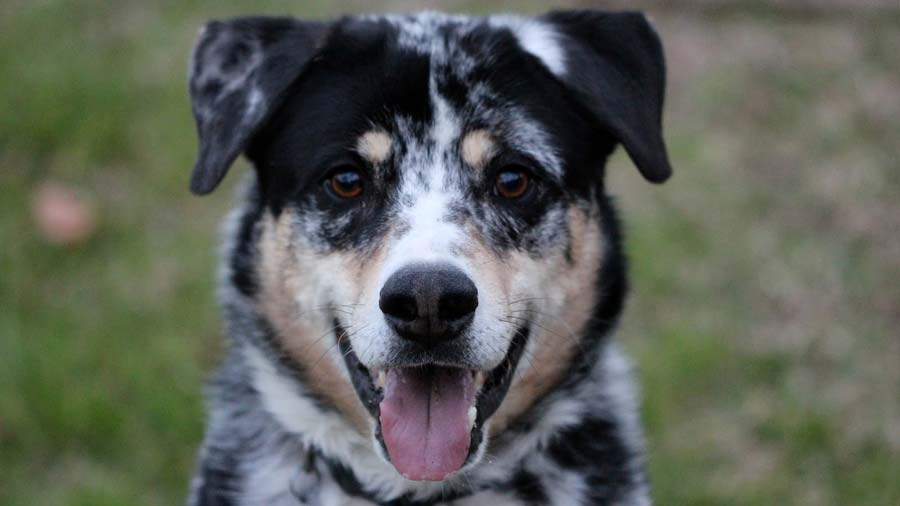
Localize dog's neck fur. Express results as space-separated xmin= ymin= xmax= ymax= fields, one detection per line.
xmin=187 ymin=184 xmax=651 ymax=506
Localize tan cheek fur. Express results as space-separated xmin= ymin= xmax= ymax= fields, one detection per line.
xmin=356 ymin=130 xmax=392 ymax=165
xmin=256 ymin=211 xmax=373 ymax=434
xmin=481 ymin=208 xmax=604 ymax=433
xmin=461 ymin=129 xmax=496 ymax=170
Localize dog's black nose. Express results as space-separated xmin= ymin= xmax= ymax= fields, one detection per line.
xmin=379 ymin=263 xmax=478 ymax=346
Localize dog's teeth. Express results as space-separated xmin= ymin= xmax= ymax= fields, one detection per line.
xmin=475 ymin=372 xmax=486 ymax=389
xmin=376 ymin=370 xmax=387 ymax=388
xmin=467 ymin=406 xmax=477 ymax=430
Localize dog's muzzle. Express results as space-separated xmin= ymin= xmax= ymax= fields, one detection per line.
xmin=337 ymin=262 xmax=530 ymax=482
xmin=376 ymin=263 xmax=479 ymax=480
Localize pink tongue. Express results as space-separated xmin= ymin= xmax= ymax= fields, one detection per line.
xmin=379 ymin=367 xmax=475 ymax=481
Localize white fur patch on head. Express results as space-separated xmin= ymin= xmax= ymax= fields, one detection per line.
xmin=488 ymin=16 xmax=566 ymax=76
xmin=461 ymin=129 xmax=496 ymax=170
xmin=382 ymin=13 xmax=565 ymax=78
xmin=381 ymin=11 xmax=470 ymax=53
xmin=356 ymin=129 xmax=393 ymax=165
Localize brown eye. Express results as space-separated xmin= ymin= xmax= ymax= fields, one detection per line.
xmin=328 ymin=169 xmax=364 ymax=199
xmin=495 ymin=169 xmax=530 ymax=199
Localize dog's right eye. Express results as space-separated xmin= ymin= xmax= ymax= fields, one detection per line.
xmin=325 ymin=168 xmax=364 ymax=199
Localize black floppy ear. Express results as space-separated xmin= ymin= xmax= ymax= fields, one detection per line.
xmin=188 ymin=17 xmax=326 ymax=195
xmin=541 ymin=10 xmax=672 ymax=183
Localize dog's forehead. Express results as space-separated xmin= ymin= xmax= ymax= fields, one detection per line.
xmin=374 ymin=11 xmax=566 ymax=76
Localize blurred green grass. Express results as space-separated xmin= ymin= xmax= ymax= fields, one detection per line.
xmin=1 ymin=1 xmax=898 ymax=505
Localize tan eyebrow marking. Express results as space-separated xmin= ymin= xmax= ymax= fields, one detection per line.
xmin=356 ymin=130 xmax=392 ymax=164
xmin=461 ymin=129 xmax=497 ymax=170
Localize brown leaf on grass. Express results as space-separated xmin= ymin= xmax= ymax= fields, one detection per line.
xmin=30 ymin=181 xmax=97 ymax=246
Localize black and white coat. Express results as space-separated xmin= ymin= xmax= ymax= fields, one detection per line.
xmin=183 ymin=10 xmax=671 ymax=506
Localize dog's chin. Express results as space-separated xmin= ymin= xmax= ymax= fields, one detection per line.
xmin=337 ymin=321 xmax=530 ymax=482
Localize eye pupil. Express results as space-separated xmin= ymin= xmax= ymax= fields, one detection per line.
xmin=329 ymin=170 xmax=363 ymax=199
xmin=495 ymin=170 xmax=529 ymax=199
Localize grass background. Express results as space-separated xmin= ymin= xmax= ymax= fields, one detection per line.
xmin=1 ymin=0 xmax=898 ymax=504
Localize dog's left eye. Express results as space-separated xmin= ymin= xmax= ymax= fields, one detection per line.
xmin=494 ymin=168 xmax=531 ymax=200
xmin=326 ymin=168 xmax=364 ymax=199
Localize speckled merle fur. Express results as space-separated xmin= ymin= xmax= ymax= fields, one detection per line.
xmin=185 ymin=9 xmax=672 ymax=506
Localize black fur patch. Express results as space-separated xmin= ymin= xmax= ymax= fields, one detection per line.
xmin=511 ymin=469 xmax=549 ymax=505
xmin=193 ymin=455 xmax=240 ymax=506
xmin=546 ymin=417 xmax=636 ymax=504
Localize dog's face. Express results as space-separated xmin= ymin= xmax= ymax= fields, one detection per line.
xmin=188 ymin=11 xmax=670 ymax=482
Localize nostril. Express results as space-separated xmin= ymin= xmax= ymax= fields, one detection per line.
xmin=379 ymin=293 xmax=418 ymax=322
xmin=438 ymin=290 xmax=478 ymax=321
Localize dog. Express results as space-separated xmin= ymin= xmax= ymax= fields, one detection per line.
xmin=184 ymin=9 xmax=672 ymax=506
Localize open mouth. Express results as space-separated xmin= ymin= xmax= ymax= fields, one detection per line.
xmin=337 ymin=320 xmax=530 ymax=481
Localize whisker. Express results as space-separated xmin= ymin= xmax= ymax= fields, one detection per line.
xmin=510 ymin=307 xmax=617 ymax=330
xmin=295 ymin=322 xmax=343 ymax=357
xmin=339 ymin=325 xmax=371 ymax=360
xmin=504 ymin=314 xmax=588 ymax=356
xmin=492 ymin=320 xmax=537 ymax=374
xmin=311 ymin=323 xmax=370 ymax=370
xmin=506 ymin=296 xmax=551 ymax=306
